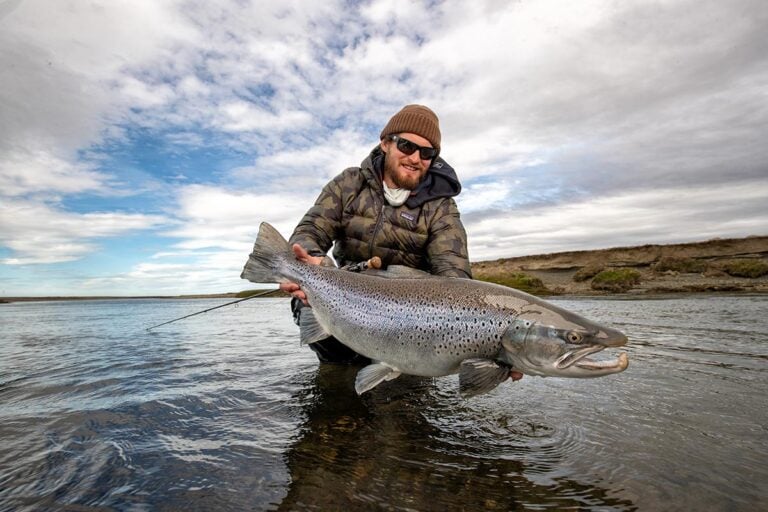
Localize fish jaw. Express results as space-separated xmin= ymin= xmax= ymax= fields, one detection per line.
xmin=554 ymin=346 xmax=629 ymax=377
xmin=500 ymin=313 xmax=629 ymax=378
xmin=572 ymin=351 xmax=629 ymax=375
xmin=551 ymin=323 xmax=629 ymax=377
xmin=502 ymin=337 xmax=629 ymax=378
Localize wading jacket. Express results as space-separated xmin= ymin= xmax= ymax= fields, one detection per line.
xmin=289 ymin=146 xmax=472 ymax=279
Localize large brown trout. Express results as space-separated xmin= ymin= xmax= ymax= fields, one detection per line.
xmin=241 ymin=223 xmax=628 ymax=396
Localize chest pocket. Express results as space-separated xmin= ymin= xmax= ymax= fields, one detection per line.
xmin=378 ymin=203 xmax=430 ymax=257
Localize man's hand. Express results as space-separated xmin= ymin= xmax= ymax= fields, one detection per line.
xmin=279 ymin=244 xmax=323 ymax=304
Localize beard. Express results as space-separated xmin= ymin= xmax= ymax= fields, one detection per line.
xmin=383 ymin=150 xmax=426 ymax=190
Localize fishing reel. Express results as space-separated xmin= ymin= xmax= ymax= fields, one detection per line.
xmin=342 ymin=256 xmax=382 ymax=273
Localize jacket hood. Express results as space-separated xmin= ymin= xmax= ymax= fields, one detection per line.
xmin=361 ymin=145 xmax=462 ymax=208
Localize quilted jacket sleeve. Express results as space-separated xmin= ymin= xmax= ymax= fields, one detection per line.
xmin=426 ymin=198 xmax=472 ymax=279
xmin=288 ymin=172 xmax=348 ymax=257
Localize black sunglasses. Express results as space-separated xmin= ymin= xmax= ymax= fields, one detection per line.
xmin=389 ymin=135 xmax=438 ymax=160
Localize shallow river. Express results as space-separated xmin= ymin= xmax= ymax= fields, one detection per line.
xmin=1 ymin=295 xmax=766 ymax=511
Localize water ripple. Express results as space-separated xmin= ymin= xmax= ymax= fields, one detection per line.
xmin=1 ymin=296 xmax=766 ymax=510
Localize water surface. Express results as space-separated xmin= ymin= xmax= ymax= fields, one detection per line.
xmin=1 ymin=295 xmax=766 ymax=510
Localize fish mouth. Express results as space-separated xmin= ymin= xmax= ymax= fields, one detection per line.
xmin=555 ymin=345 xmax=629 ymax=373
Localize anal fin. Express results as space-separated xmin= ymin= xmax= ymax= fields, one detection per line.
xmin=355 ymin=363 xmax=401 ymax=395
xmin=459 ymin=358 xmax=512 ymax=397
xmin=299 ymin=307 xmax=332 ymax=345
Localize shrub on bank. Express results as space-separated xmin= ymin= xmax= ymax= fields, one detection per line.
xmin=720 ymin=259 xmax=768 ymax=278
xmin=573 ymin=263 xmax=605 ymax=282
xmin=590 ymin=268 xmax=642 ymax=293
xmin=652 ymin=256 xmax=708 ymax=274
xmin=476 ymin=273 xmax=553 ymax=295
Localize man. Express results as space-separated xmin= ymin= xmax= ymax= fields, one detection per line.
xmin=281 ymin=104 xmax=472 ymax=364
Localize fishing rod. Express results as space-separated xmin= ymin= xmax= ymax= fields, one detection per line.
xmin=146 ymin=256 xmax=382 ymax=331
xmin=146 ymin=289 xmax=278 ymax=331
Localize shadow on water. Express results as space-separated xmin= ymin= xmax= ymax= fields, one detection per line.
xmin=277 ymin=364 xmax=636 ymax=511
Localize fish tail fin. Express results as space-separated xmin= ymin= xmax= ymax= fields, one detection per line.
xmin=240 ymin=222 xmax=292 ymax=284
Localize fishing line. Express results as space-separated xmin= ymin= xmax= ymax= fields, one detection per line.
xmin=145 ymin=288 xmax=278 ymax=331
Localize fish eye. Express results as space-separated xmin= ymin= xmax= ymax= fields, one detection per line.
xmin=566 ymin=331 xmax=583 ymax=343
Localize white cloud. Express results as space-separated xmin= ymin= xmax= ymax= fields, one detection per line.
xmin=81 ymin=262 xmax=250 ymax=296
xmin=2 ymin=0 xmax=767 ymax=296
xmin=116 ymin=77 xmax=176 ymax=109
xmin=82 ymin=246 xmax=264 ymax=296
xmin=214 ymin=101 xmax=314 ymax=133
xmin=467 ymin=180 xmax=768 ymax=261
xmin=0 ymin=199 xmax=167 ymax=264
xmin=163 ymin=184 xmax=311 ymax=251
xmin=86 ymin=183 xmax=326 ymax=295
xmin=458 ymin=181 xmax=518 ymax=214
xmin=0 ymin=148 xmax=110 ymax=196
xmin=0 ymin=0 xmax=197 ymax=152
xmin=230 ymin=129 xmax=375 ymax=193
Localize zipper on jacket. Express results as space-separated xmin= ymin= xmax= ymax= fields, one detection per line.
xmin=369 ymin=203 xmax=386 ymax=259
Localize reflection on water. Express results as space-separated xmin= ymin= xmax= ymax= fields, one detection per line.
xmin=280 ymin=365 xmax=634 ymax=510
xmin=0 ymin=295 xmax=767 ymax=511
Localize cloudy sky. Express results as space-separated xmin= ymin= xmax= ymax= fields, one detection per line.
xmin=1 ymin=0 xmax=766 ymax=297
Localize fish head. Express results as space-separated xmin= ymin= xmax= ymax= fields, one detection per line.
xmin=497 ymin=300 xmax=628 ymax=378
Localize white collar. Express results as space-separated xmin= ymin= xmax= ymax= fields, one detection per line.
xmin=383 ymin=181 xmax=410 ymax=206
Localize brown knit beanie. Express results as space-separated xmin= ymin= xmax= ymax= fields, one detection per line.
xmin=379 ymin=104 xmax=441 ymax=151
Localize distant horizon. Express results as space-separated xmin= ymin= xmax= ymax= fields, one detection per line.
xmin=2 ymin=1 xmax=766 ymax=297
xmin=5 ymin=231 xmax=765 ymax=299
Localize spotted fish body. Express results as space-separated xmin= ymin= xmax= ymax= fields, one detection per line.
xmin=242 ymin=223 xmax=629 ymax=396
xmin=304 ymin=274 xmax=511 ymax=376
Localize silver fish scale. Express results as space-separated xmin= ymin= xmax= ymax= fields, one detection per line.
xmin=286 ymin=262 xmax=525 ymax=376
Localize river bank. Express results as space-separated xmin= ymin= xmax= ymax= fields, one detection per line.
xmin=472 ymin=235 xmax=768 ymax=295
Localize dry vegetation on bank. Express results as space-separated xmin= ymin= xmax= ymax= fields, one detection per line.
xmin=472 ymin=235 xmax=768 ymax=296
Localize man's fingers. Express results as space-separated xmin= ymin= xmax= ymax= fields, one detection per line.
xmin=291 ymin=290 xmax=308 ymax=305
xmin=292 ymin=244 xmax=310 ymax=261
xmin=291 ymin=244 xmax=324 ymax=266
xmin=280 ymin=282 xmax=300 ymax=293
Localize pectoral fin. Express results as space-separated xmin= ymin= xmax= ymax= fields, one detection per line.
xmin=299 ymin=308 xmax=331 ymax=345
xmin=355 ymin=363 xmax=402 ymax=395
xmin=459 ymin=359 xmax=512 ymax=397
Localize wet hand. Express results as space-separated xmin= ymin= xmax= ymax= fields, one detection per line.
xmin=280 ymin=281 xmax=307 ymax=303
xmin=291 ymin=244 xmax=324 ymax=266
xmin=278 ymin=244 xmax=323 ymax=304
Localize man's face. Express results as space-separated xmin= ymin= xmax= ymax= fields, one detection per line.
xmin=380 ymin=132 xmax=433 ymax=190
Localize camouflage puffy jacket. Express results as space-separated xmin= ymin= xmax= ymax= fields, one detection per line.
xmin=289 ymin=146 xmax=472 ymax=278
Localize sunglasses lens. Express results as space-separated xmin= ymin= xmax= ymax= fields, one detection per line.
xmin=394 ymin=136 xmax=437 ymax=160
xmin=396 ymin=138 xmax=417 ymax=155
xmin=419 ymin=147 xmax=437 ymax=160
